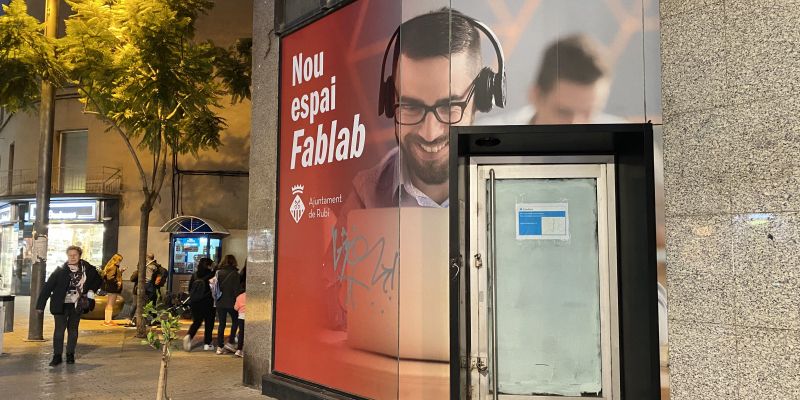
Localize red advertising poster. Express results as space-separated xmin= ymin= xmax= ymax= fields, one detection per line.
xmin=274 ymin=1 xmax=404 ymax=398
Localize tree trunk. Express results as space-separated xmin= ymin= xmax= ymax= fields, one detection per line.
xmin=135 ymin=199 xmax=153 ymax=338
xmin=156 ymin=341 xmax=169 ymax=400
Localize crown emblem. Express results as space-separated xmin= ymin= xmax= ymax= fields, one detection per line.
xmin=289 ymin=184 xmax=306 ymax=223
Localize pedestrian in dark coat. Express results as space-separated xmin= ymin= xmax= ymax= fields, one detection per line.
xmin=36 ymin=245 xmax=102 ymax=366
xmin=214 ymin=254 xmax=242 ymax=354
xmin=183 ymin=258 xmax=216 ymax=351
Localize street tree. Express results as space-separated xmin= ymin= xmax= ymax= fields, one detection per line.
xmin=0 ymin=0 xmax=63 ymax=112
xmin=0 ymin=0 xmax=251 ymax=338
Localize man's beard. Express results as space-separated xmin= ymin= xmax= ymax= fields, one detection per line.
xmin=400 ymin=134 xmax=449 ymax=185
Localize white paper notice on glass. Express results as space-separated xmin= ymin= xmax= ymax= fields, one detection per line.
xmin=516 ymin=203 xmax=569 ymax=240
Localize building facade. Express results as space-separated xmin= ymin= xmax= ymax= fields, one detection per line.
xmin=246 ymin=0 xmax=666 ymax=399
xmin=246 ymin=0 xmax=800 ymax=399
xmin=0 ymin=0 xmax=253 ymax=309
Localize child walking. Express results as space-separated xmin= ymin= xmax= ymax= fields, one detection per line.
xmin=233 ymin=279 xmax=245 ymax=357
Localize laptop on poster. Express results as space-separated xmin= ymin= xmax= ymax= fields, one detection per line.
xmin=344 ymin=207 xmax=449 ymax=362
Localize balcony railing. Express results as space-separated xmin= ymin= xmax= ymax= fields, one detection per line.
xmin=0 ymin=167 xmax=122 ymax=196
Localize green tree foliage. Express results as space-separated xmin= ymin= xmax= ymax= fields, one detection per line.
xmin=214 ymin=37 xmax=253 ymax=105
xmin=62 ymin=0 xmax=228 ymax=156
xmin=0 ymin=0 xmax=64 ymax=112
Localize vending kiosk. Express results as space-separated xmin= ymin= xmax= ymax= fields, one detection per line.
xmin=160 ymin=216 xmax=229 ymax=295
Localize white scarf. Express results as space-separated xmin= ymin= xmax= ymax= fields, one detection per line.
xmin=66 ymin=263 xmax=87 ymax=303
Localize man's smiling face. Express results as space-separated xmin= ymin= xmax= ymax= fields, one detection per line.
xmin=396 ymin=52 xmax=477 ymax=185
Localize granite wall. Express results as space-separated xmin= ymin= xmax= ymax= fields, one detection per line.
xmin=662 ymin=0 xmax=800 ymax=399
xmin=244 ymin=0 xmax=279 ymax=388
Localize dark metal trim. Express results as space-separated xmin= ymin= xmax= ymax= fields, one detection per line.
xmin=263 ymin=372 xmax=371 ymax=400
xmin=448 ymin=128 xmax=462 ymax=399
xmin=274 ymin=0 xmax=357 ymax=37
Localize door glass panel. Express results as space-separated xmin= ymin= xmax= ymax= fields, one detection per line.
xmin=493 ymin=178 xmax=602 ymax=396
xmin=0 ymin=225 xmax=15 ymax=295
xmin=209 ymin=238 xmax=221 ymax=263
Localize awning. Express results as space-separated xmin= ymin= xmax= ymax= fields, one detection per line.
xmin=159 ymin=215 xmax=230 ymax=236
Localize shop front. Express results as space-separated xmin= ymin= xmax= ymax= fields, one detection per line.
xmin=0 ymin=205 xmax=18 ymax=296
xmin=0 ymin=198 xmax=120 ymax=295
xmin=28 ymin=200 xmax=119 ymax=276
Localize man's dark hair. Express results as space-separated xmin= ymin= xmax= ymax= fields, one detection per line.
xmin=66 ymin=245 xmax=83 ymax=257
xmin=398 ymin=8 xmax=481 ymax=62
xmin=534 ymin=34 xmax=609 ymax=94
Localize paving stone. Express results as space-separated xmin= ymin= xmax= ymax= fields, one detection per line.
xmin=0 ymin=296 xmax=273 ymax=400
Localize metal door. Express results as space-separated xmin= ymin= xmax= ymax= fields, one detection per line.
xmin=468 ymin=161 xmax=620 ymax=400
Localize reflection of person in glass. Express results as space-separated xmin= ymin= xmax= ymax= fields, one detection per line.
xmin=345 ymin=8 xmax=505 ymax=209
xmin=484 ymin=34 xmax=623 ymax=125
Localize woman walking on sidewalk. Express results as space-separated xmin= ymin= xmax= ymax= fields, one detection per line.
xmin=183 ymin=258 xmax=215 ymax=351
xmin=214 ymin=254 xmax=241 ymax=354
xmin=101 ymin=253 xmax=126 ymax=326
xmin=36 ymin=245 xmax=102 ymax=366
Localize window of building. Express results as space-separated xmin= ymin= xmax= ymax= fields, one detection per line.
xmin=59 ymin=130 xmax=88 ymax=193
xmin=6 ymin=142 xmax=13 ymax=195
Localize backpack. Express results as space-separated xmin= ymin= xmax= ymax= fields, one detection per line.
xmin=211 ymin=270 xmax=236 ymax=302
xmin=153 ymin=264 xmax=168 ymax=288
xmin=210 ymin=271 xmax=222 ymax=301
xmin=189 ymin=278 xmax=210 ymax=303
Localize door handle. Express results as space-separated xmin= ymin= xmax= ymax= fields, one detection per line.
xmin=449 ymin=256 xmax=461 ymax=280
xmin=476 ymin=358 xmax=489 ymax=374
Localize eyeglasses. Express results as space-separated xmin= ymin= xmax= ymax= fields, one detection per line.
xmin=393 ymin=83 xmax=476 ymax=125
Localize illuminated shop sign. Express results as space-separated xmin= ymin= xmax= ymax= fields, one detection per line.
xmin=29 ymin=201 xmax=99 ymax=221
xmin=0 ymin=205 xmax=12 ymax=223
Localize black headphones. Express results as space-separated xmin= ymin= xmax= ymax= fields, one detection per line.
xmin=378 ymin=11 xmax=507 ymax=119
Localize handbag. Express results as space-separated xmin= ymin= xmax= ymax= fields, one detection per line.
xmin=76 ymin=294 xmax=95 ymax=314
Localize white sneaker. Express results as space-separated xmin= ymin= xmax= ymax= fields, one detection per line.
xmin=203 ymin=344 xmax=214 ymax=351
xmin=216 ymin=347 xmax=224 ymax=355
xmin=234 ymin=350 xmax=243 ymax=358
xmin=182 ymin=335 xmax=192 ymax=352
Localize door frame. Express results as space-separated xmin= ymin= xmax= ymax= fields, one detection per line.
xmin=449 ymin=124 xmax=659 ymax=400
xmin=471 ymin=162 xmax=619 ymax=399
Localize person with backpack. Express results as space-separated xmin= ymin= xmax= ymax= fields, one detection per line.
xmin=183 ymin=258 xmax=215 ymax=351
xmin=144 ymin=252 xmax=167 ymax=306
xmin=214 ymin=254 xmax=242 ymax=354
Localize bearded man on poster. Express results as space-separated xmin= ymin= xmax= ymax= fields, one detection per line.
xmin=323 ymin=8 xmax=505 ymax=332
xmin=343 ymin=8 xmax=504 ymax=210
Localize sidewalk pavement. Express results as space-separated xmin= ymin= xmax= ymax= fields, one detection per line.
xmin=0 ymin=296 xmax=274 ymax=400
